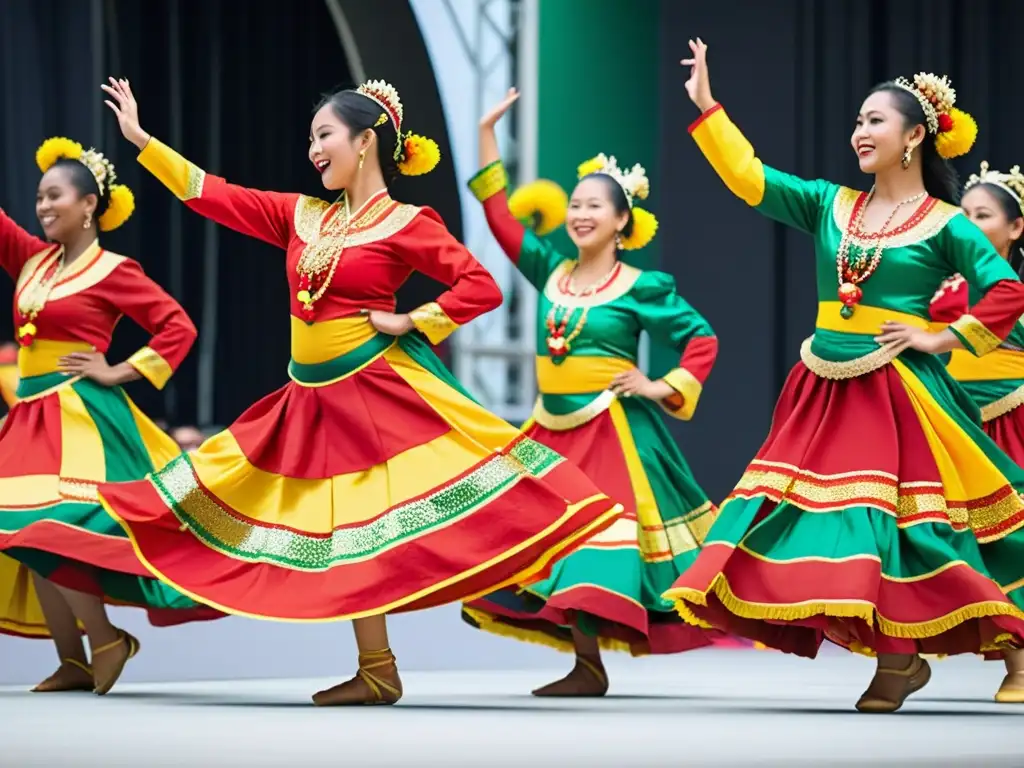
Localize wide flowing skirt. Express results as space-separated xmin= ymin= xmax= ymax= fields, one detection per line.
xmin=0 ymin=372 xmax=224 ymax=635
xmin=463 ymin=395 xmax=717 ymax=655
xmin=98 ymin=335 xmax=623 ymax=621
xmin=664 ymin=352 xmax=1024 ymax=658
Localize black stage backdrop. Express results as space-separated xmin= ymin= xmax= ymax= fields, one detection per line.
xmin=0 ymin=0 xmax=459 ymax=428
xmin=657 ymin=0 xmax=1024 ymax=502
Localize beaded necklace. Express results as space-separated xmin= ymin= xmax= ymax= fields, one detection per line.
xmin=545 ymin=261 xmax=620 ymax=363
xmin=835 ymin=188 xmax=926 ymax=318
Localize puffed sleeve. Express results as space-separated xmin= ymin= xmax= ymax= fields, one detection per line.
xmin=630 ymin=271 xmax=718 ymax=420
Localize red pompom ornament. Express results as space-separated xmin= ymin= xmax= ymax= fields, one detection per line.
xmin=838 ymin=282 xmax=863 ymax=306
xmin=937 ymin=112 xmax=954 ymax=133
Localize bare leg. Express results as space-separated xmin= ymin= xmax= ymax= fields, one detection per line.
xmin=312 ymin=615 xmax=403 ymax=706
xmin=855 ymin=652 xmax=931 ymax=713
xmin=533 ymin=620 xmax=609 ymax=697
xmin=995 ymin=648 xmax=1024 ymax=703
xmin=51 ymin=582 xmax=139 ymax=695
xmin=29 ymin=573 xmax=92 ymax=692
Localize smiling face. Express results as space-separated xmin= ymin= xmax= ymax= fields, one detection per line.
xmin=962 ymin=185 xmax=1024 ymax=259
xmin=36 ymin=165 xmax=96 ymax=245
xmin=308 ymin=102 xmax=373 ymax=191
xmin=851 ymin=90 xmax=925 ymax=174
xmin=566 ymin=176 xmax=630 ymax=252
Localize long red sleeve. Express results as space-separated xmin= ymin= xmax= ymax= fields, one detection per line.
xmin=102 ymin=259 xmax=197 ymax=389
xmin=395 ymin=208 xmax=503 ymax=345
xmin=0 ymin=208 xmax=49 ymax=280
xmin=137 ymin=137 xmax=297 ymax=250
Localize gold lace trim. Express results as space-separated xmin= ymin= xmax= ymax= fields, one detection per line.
xmin=293 ymin=195 xmax=421 ymax=249
xmin=184 ymin=164 xmax=206 ymax=201
xmin=799 ymin=336 xmax=901 ymax=380
xmin=831 ymin=187 xmax=961 ymax=248
xmin=541 ymin=261 xmax=642 ymax=309
xmin=980 ymin=383 xmax=1024 ymax=423
xmin=58 ymin=479 xmax=99 ymax=502
xmin=951 ymin=314 xmax=1003 ymax=357
xmin=409 ymin=302 xmax=459 ymax=345
xmin=530 ymin=390 xmax=616 ymax=431
xmin=469 ymin=162 xmax=507 ymax=202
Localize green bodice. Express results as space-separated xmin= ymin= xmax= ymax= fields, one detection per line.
xmin=516 ymin=230 xmax=713 ymax=370
xmin=756 ymin=167 xmax=1019 ymax=364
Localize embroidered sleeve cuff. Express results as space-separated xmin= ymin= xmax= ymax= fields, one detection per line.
xmin=660 ymin=367 xmax=703 ymax=421
xmin=138 ymin=137 xmax=206 ymax=202
xmin=950 ymin=314 xmax=1002 ymax=357
xmin=127 ymin=346 xmax=174 ymax=390
xmin=468 ymin=161 xmax=508 ymax=203
xmin=410 ymin=302 xmax=460 ymax=345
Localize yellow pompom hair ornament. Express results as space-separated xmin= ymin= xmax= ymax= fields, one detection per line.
xmin=36 ymin=137 xmax=84 ymax=172
xmin=577 ymin=153 xmax=659 ymax=251
xmin=98 ymin=185 xmax=136 ymax=232
xmin=934 ymin=108 xmax=978 ymax=161
xmin=508 ymin=180 xmax=569 ymax=236
xmin=620 ymin=207 xmax=659 ymax=251
xmin=354 ymin=79 xmax=440 ymax=177
xmin=894 ymin=73 xmax=978 ymax=160
xmin=398 ymin=132 xmax=441 ymax=176
xmin=35 ymin=136 xmax=135 ymax=231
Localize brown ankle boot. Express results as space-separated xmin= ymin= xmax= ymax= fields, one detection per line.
xmin=855 ymin=656 xmax=930 ymax=713
xmin=312 ymin=648 xmax=403 ymax=706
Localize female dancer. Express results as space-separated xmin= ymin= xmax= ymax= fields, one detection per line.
xmin=460 ymin=89 xmax=719 ymax=696
xmin=928 ymin=163 xmax=1024 ymax=702
xmin=663 ymin=39 xmax=1024 ymax=713
xmin=97 ymin=77 xmax=623 ymax=706
xmin=0 ymin=137 xmax=219 ymax=694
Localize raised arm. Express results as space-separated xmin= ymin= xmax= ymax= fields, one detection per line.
xmin=681 ymin=39 xmax=832 ymax=234
xmin=394 ymin=208 xmax=503 ymax=345
xmin=103 ymin=77 xmax=296 ymax=249
xmin=0 ymin=208 xmax=50 ymax=280
xmin=470 ymin=88 xmax=567 ymax=289
xmin=633 ymin=272 xmax=718 ymax=420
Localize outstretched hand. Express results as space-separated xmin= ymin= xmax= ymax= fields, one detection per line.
xmin=680 ymin=38 xmax=715 ymax=112
xmin=480 ymin=88 xmax=520 ymax=129
xmin=101 ymin=77 xmax=150 ymax=150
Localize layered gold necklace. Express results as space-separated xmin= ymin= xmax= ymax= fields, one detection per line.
xmin=16 ymin=248 xmax=66 ymax=347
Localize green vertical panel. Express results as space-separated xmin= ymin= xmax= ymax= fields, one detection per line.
xmin=537 ymin=0 xmax=676 ymax=377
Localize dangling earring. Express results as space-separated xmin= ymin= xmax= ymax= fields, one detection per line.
xmin=358 ymin=150 xmax=366 ymax=170
xmin=901 ymin=146 xmax=913 ymax=170
xmin=615 ymin=231 xmax=623 ymax=250
xmin=83 ymin=211 xmax=93 ymax=230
